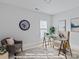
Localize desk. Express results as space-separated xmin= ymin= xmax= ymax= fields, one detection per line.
xmin=43 ymin=34 xmax=59 ymax=48
xmin=0 ymin=52 xmax=8 ymax=59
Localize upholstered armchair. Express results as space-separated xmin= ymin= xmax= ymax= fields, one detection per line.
xmin=1 ymin=37 xmax=23 ymax=55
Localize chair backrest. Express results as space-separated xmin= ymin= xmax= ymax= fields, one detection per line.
xmin=59 ymin=31 xmax=70 ymax=41
xmin=1 ymin=37 xmax=12 ymax=45
xmin=67 ymin=31 xmax=70 ymax=41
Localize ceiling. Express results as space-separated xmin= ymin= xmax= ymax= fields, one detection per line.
xmin=0 ymin=0 xmax=79 ymax=15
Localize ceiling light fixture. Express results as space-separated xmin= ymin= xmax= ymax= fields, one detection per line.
xmin=44 ymin=0 xmax=52 ymax=4
xmin=35 ymin=8 xmax=40 ymax=11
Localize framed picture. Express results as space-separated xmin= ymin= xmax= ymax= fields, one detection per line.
xmin=58 ymin=20 xmax=66 ymax=31
xmin=71 ymin=17 xmax=79 ymax=32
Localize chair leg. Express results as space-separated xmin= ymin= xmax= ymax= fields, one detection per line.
xmin=21 ymin=47 xmax=23 ymax=52
xmin=64 ymin=52 xmax=67 ymax=59
xmin=63 ymin=49 xmax=67 ymax=59
xmin=21 ymin=43 xmax=23 ymax=52
xmin=14 ymin=53 xmax=17 ymax=59
xmin=70 ymin=47 xmax=72 ymax=57
xmin=58 ymin=41 xmax=63 ymax=56
xmin=68 ymin=40 xmax=72 ymax=57
xmin=63 ymin=44 xmax=67 ymax=59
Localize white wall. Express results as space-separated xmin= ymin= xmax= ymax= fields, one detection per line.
xmin=0 ymin=3 xmax=51 ymax=49
xmin=52 ymin=7 xmax=79 ymax=50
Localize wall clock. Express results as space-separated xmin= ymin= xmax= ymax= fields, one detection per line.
xmin=19 ymin=20 xmax=30 ymax=31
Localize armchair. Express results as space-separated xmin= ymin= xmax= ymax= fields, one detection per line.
xmin=1 ymin=37 xmax=23 ymax=56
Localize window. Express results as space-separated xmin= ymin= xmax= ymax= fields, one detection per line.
xmin=40 ymin=20 xmax=47 ymax=39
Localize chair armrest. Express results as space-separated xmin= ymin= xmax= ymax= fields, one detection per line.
xmin=14 ymin=40 xmax=22 ymax=44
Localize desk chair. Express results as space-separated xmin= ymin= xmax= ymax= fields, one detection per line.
xmin=58 ymin=31 xmax=72 ymax=59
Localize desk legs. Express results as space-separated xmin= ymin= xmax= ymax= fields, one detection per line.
xmin=43 ymin=37 xmax=47 ymax=48
xmin=48 ymin=38 xmax=52 ymax=46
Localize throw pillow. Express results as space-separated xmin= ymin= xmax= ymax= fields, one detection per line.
xmin=6 ymin=37 xmax=14 ymax=45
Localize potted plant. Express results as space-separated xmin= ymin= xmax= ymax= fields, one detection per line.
xmin=49 ymin=26 xmax=55 ymax=35
xmin=0 ymin=46 xmax=6 ymax=55
xmin=44 ymin=26 xmax=55 ymax=37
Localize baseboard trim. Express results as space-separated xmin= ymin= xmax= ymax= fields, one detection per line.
xmin=23 ymin=40 xmax=42 ymax=51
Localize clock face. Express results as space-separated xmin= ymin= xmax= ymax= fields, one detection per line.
xmin=19 ymin=20 xmax=30 ymax=31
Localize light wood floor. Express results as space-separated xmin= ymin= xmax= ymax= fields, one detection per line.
xmin=12 ymin=45 xmax=79 ymax=59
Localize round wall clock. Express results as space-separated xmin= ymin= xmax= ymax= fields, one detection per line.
xmin=19 ymin=20 xmax=30 ymax=31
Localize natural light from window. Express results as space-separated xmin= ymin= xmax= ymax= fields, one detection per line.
xmin=40 ymin=20 xmax=47 ymax=39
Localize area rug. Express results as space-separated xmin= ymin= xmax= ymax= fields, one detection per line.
xmin=15 ymin=47 xmax=79 ymax=59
